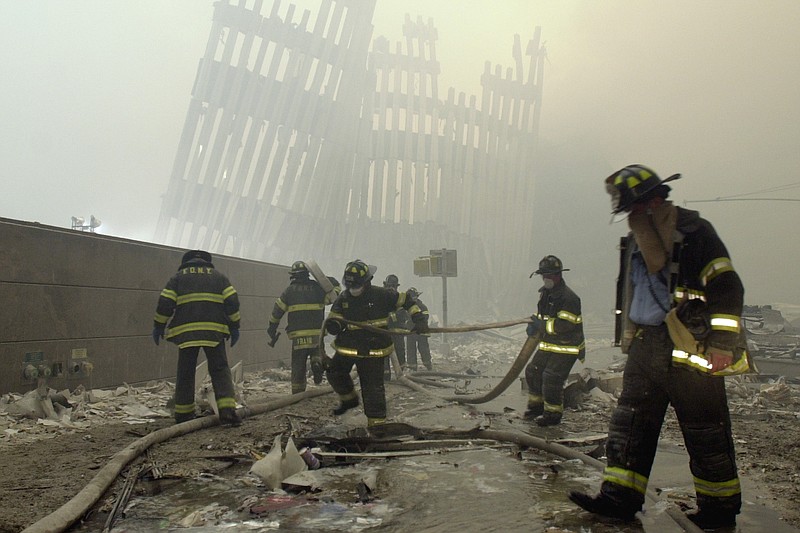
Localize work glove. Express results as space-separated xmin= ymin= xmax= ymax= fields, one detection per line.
xmin=325 ymin=319 xmax=346 ymax=335
xmin=706 ymin=334 xmax=735 ymax=373
xmin=527 ymin=315 xmax=544 ymax=337
xmin=230 ymin=329 xmax=240 ymax=347
xmin=152 ymin=326 xmax=165 ymax=346
xmin=267 ymin=324 xmax=279 ymax=345
xmin=413 ymin=320 xmax=430 ymax=334
xmin=310 ymin=355 xmax=325 ymax=384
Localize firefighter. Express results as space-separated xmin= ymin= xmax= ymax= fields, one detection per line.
xmin=267 ymin=261 xmax=341 ymax=394
xmin=523 ymin=255 xmax=585 ymax=426
xmin=570 ymin=165 xmax=748 ymax=529
xmin=405 ymin=287 xmax=433 ymax=371
xmin=324 ymin=260 xmax=428 ymax=428
xmin=153 ymin=250 xmax=242 ymax=426
xmin=382 ymin=273 xmax=407 ymax=378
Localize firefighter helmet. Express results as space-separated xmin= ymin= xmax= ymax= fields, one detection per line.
xmin=343 ymin=260 xmax=373 ymax=288
xmin=605 ymin=164 xmax=681 ymax=213
xmin=533 ymin=255 xmax=569 ymax=276
xmin=406 ymin=287 xmax=421 ymax=299
xmin=289 ymin=261 xmax=309 ymax=278
xmin=181 ymin=249 xmax=212 ymax=264
xmin=383 ymin=274 xmax=399 ymax=288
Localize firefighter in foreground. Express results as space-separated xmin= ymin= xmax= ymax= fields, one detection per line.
xmin=153 ymin=250 xmax=242 ymax=426
xmin=523 ymin=255 xmax=585 ymax=426
xmin=405 ymin=287 xmax=433 ymax=371
xmin=267 ymin=261 xmax=341 ymax=394
xmin=324 ymin=260 xmax=428 ymax=427
xmin=570 ymin=165 xmax=748 ymax=529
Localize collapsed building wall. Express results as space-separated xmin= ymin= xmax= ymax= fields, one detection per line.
xmin=154 ymin=0 xmax=545 ymax=319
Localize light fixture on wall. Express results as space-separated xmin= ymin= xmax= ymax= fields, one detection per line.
xmin=71 ymin=215 xmax=102 ymax=232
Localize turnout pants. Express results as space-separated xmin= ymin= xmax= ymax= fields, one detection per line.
xmin=384 ymin=335 xmax=406 ymax=377
xmin=327 ymin=352 xmax=387 ymax=425
xmin=291 ymin=336 xmax=323 ymax=393
xmin=406 ymin=334 xmax=432 ymax=369
xmin=600 ymin=324 xmax=741 ymax=514
xmin=524 ymin=349 xmax=577 ymax=415
xmin=174 ymin=343 xmax=236 ymax=419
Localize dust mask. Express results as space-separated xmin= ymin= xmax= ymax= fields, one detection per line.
xmin=349 ymin=286 xmax=365 ymax=297
xmin=542 ymin=278 xmax=555 ymax=290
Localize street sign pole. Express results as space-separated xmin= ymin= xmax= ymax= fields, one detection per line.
xmin=413 ymin=248 xmax=457 ymax=357
xmin=440 ymin=249 xmax=450 ymax=356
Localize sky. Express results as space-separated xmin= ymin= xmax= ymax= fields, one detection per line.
xmin=1 ymin=0 xmax=799 ymax=311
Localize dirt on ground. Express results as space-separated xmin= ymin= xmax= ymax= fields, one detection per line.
xmin=1 ymin=337 xmax=799 ymax=532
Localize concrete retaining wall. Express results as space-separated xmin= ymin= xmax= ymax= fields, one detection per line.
xmin=0 ymin=217 xmax=295 ymax=394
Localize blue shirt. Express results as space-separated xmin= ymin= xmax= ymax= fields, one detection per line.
xmin=629 ymin=252 xmax=670 ymax=326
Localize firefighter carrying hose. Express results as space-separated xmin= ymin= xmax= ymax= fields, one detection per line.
xmin=524 ymin=255 xmax=585 ymax=426
xmin=570 ymin=164 xmax=749 ymax=529
xmin=152 ymin=250 xmax=242 ymax=426
xmin=267 ymin=261 xmax=341 ymax=394
xmin=382 ymin=273 xmax=407 ymax=378
xmin=324 ymin=260 xmax=428 ymax=428
xmin=405 ymin=287 xmax=433 ymax=371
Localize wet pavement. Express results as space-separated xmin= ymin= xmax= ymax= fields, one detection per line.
xmin=72 ymin=334 xmax=799 ymax=532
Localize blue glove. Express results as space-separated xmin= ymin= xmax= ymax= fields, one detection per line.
xmin=527 ymin=316 xmax=543 ymax=337
xmin=230 ymin=329 xmax=240 ymax=347
xmin=152 ymin=326 xmax=165 ymax=345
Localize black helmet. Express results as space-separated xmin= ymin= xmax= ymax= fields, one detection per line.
xmin=289 ymin=261 xmax=309 ymax=278
xmin=532 ymin=255 xmax=569 ymax=276
xmin=181 ymin=249 xmax=212 ymax=264
xmin=343 ymin=259 xmax=373 ymax=288
xmin=383 ymin=274 xmax=399 ymax=288
xmin=605 ymin=164 xmax=681 ymax=214
xmin=406 ymin=286 xmax=421 ymax=299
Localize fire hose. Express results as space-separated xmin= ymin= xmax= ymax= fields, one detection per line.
xmin=319 ymin=316 xmax=538 ymax=404
xmin=25 ymin=315 xmax=703 ymax=533
xmin=318 ymin=317 xmax=701 ymax=531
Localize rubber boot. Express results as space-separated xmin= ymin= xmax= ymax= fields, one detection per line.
xmin=569 ymin=490 xmax=641 ymax=522
xmin=175 ymin=413 xmax=196 ymax=424
xmin=536 ymin=412 xmax=562 ymax=426
xmin=523 ymin=404 xmax=543 ymax=420
xmin=568 ymin=491 xmax=640 ymax=522
xmin=686 ymin=508 xmax=737 ymax=529
xmin=333 ymin=397 xmax=359 ymax=416
xmin=219 ymin=407 xmax=242 ymax=427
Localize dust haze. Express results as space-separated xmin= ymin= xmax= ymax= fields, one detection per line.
xmin=1 ymin=0 xmax=798 ymax=319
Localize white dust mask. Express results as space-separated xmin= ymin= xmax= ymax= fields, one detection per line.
xmin=349 ymin=286 xmax=365 ymax=297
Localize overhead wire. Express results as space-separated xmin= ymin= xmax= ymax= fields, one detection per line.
xmin=685 ymin=181 xmax=800 ymax=204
